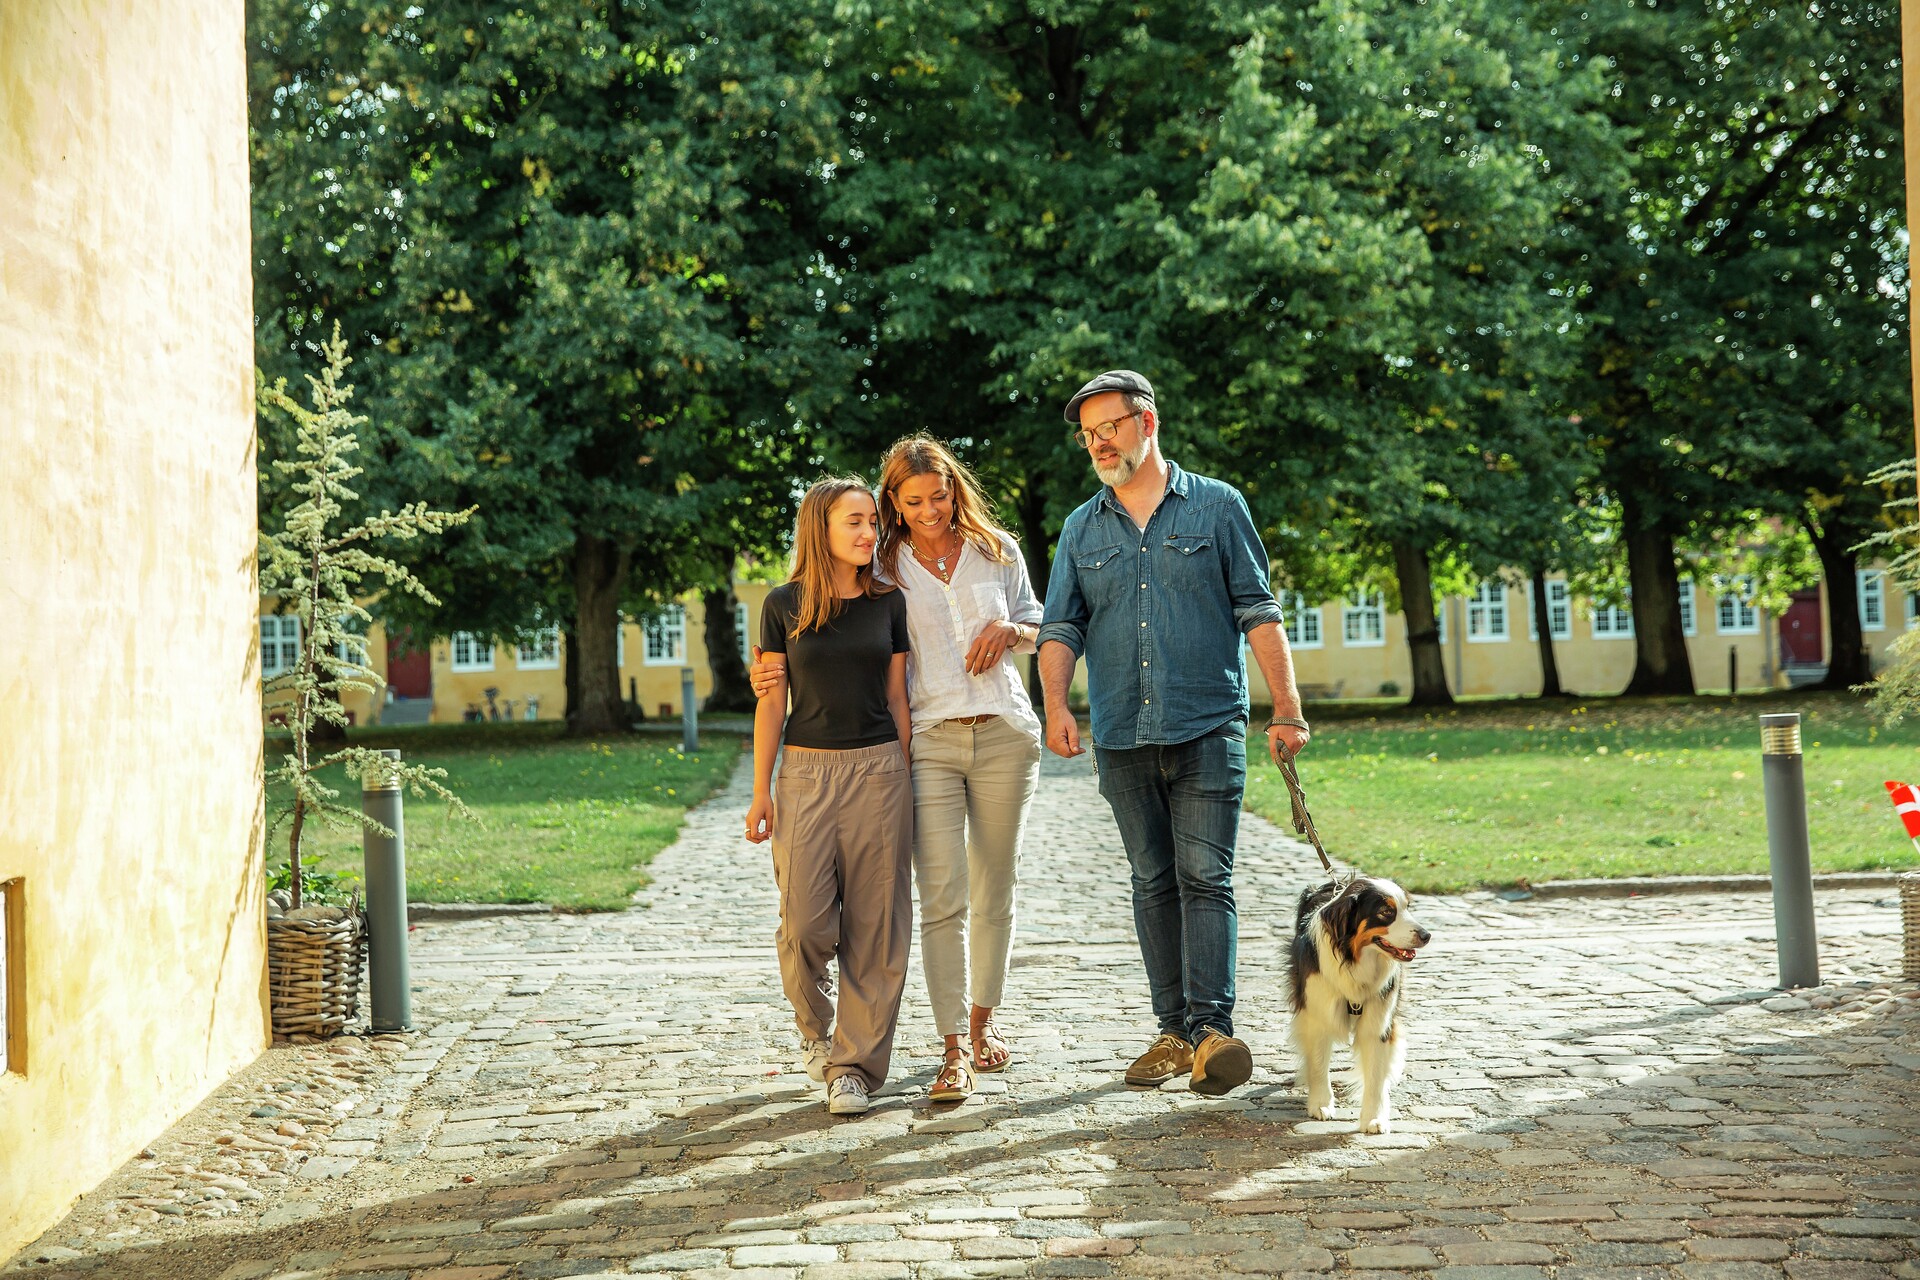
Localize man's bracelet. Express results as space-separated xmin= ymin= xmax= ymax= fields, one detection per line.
xmin=1266 ymin=716 xmax=1310 ymax=733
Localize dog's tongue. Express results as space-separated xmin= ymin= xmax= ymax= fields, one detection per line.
xmin=1375 ymin=939 xmax=1417 ymax=961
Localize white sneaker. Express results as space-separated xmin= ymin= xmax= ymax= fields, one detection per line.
xmin=800 ymin=1038 xmax=831 ymax=1083
xmin=826 ymin=1074 xmax=871 ymax=1115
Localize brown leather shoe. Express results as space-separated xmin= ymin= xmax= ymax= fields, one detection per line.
xmin=1123 ymin=1032 xmax=1194 ymax=1086
xmin=1190 ymin=1028 xmax=1252 ymax=1097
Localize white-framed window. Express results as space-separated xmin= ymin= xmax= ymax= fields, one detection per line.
xmin=644 ymin=604 xmax=687 ymax=665
xmin=1859 ymin=570 xmax=1885 ymax=631
xmin=261 ymin=614 xmax=302 ymax=679
xmin=1716 ymin=575 xmax=1758 ymax=635
xmin=1282 ymin=592 xmax=1323 ymax=649
xmin=736 ymin=600 xmax=752 ymax=665
xmin=615 ymin=617 xmax=626 ymax=669
xmin=1678 ymin=579 xmax=1697 ymax=637
xmin=1906 ymin=590 xmax=1920 ymax=630
xmin=517 ymin=624 xmax=560 ymax=670
xmin=451 ymin=632 xmax=494 ymax=672
xmin=1467 ymin=582 xmax=1508 ymax=642
xmin=1527 ymin=579 xmax=1573 ymax=642
xmin=1341 ymin=590 xmax=1385 ymax=647
xmin=1591 ymin=599 xmax=1634 ymax=638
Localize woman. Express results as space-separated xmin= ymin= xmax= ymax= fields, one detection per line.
xmin=745 ymin=477 xmax=913 ymax=1117
xmin=754 ymin=435 xmax=1044 ymax=1104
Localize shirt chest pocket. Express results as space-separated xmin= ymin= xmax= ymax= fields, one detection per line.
xmin=1073 ymin=543 xmax=1127 ymax=608
xmin=1162 ymin=533 xmax=1216 ymax=589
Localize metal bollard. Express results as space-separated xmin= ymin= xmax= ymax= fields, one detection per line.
xmin=361 ymin=747 xmax=413 ymax=1031
xmin=681 ymin=666 xmax=698 ymax=753
xmin=1728 ymin=646 xmax=1738 ymax=699
xmin=1759 ymin=713 xmax=1820 ymax=989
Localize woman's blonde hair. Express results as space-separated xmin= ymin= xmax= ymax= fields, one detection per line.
xmin=876 ymin=433 xmax=1015 ymax=584
xmin=788 ymin=476 xmax=891 ymax=634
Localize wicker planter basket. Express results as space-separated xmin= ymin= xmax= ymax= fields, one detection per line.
xmin=1902 ymin=873 xmax=1920 ymax=983
xmin=267 ymin=909 xmax=366 ymax=1038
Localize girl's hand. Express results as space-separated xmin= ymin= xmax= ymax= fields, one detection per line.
xmin=964 ymin=619 xmax=1021 ymax=676
xmin=745 ymin=795 xmax=775 ymax=844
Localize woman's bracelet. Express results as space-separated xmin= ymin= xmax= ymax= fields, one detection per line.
xmin=1265 ymin=716 xmax=1310 ymax=732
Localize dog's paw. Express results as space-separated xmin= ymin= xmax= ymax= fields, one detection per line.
xmin=1306 ymin=1099 xmax=1337 ymax=1120
xmin=1360 ymin=1114 xmax=1391 ymax=1135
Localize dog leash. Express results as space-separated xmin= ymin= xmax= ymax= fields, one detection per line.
xmin=1275 ymin=746 xmax=1340 ymax=877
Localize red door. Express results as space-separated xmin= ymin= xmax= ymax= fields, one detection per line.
xmin=386 ymin=630 xmax=432 ymax=698
xmin=1780 ymin=590 xmax=1823 ymax=665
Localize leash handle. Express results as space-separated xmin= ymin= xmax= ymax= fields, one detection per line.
xmin=1275 ymin=746 xmax=1336 ymax=875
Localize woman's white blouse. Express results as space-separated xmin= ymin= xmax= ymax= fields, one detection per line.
xmin=889 ymin=532 xmax=1044 ymax=742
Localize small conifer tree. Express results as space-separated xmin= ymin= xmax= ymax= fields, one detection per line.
xmin=1860 ymin=458 xmax=1920 ymax=723
xmin=259 ymin=324 xmax=475 ymax=907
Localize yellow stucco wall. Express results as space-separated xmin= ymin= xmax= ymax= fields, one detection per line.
xmin=0 ymin=0 xmax=265 ymax=1258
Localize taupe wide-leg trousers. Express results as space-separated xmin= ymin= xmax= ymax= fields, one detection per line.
xmin=771 ymin=740 xmax=913 ymax=1091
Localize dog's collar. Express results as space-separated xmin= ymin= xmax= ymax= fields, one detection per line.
xmin=1346 ymin=1001 xmax=1364 ymax=1017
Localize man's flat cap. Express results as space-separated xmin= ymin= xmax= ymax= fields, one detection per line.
xmin=1063 ymin=369 xmax=1156 ymax=423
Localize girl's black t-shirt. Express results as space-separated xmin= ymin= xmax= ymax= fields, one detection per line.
xmin=761 ymin=584 xmax=910 ymax=749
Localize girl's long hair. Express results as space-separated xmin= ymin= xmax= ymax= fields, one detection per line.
xmin=788 ymin=476 xmax=891 ymax=634
xmin=876 ymin=433 xmax=1016 ymax=585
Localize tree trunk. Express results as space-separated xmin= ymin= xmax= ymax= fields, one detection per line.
xmin=563 ymin=628 xmax=582 ymax=732
xmin=1017 ymin=486 xmax=1050 ymax=704
xmin=703 ymin=583 xmax=755 ymax=712
xmin=567 ymin=533 xmax=632 ymax=736
xmin=1391 ymin=538 xmax=1452 ymax=706
xmin=1531 ymin=568 xmax=1569 ymax=698
xmin=1809 ymin=518 xmax=1871 ymax=690
xmin=1619 ymin=493 xmax=1695 ymax=696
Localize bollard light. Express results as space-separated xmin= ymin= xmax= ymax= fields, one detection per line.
xmin=1759 ymin=713 xmax=1820 ymax=989
xmin=361 ymin=747 xmax=413 ymax=1031
xmin=681 ymin=666 xmax=698 ymax=754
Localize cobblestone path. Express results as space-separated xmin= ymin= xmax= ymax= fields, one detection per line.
xmin=8 ymin=749 xmax=1918 ymax=1280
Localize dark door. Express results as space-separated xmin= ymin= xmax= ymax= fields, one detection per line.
xmin=386 ymin=630 xmax=432 ymax=698
xmin=1780 ymin=590 xmax=1823 ymax=665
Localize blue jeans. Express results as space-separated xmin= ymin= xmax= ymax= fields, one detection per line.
xmin=1094 ymin=723 xmax=1247 ymax=1042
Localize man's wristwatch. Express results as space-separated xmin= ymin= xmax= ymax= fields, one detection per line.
xmin=1266 ymin=716 xmax=1310 ymax=733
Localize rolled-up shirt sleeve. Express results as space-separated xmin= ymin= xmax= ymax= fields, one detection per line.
xmin=1221 ymin=492 xmax=1284 ymax=635
xmin=1038 ymin=522 xmax=1089 ymax=657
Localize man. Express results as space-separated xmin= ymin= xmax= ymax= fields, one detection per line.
xmin=1038 ymin=369 xmax=1310 ymax=1097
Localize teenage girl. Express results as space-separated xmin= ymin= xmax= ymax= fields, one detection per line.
xmin=745 ymin=478 xmax=913 ymax=1116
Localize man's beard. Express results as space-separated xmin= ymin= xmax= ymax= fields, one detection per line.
xmin=1094 ymin=436 xmax=1149 ymax=486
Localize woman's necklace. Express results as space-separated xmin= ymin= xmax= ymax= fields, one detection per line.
xmin=912 ymin=527 xmax=960 ymax=580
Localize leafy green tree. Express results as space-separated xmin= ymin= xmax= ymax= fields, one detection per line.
xmin=249 ymin=0 xmax=849 ymax=733
xmin=1552 ymin=0 xmax=1905 ymax=694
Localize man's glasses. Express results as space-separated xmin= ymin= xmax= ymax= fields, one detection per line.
xmin=1073 ymin=412 xmax=1140 ymax=451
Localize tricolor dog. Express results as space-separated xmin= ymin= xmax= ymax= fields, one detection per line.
xmin=1288 ymin=876 xmax=1431 ymax=1133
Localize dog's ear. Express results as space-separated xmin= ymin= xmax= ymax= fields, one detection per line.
xmin=1321 ymin=881 xmax=1363 ymax=948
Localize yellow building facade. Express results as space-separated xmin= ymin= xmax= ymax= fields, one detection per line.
xmin=278 ymin=572 xmax=1915 ymax=725
xmin=263 ymin=583 xmax=778 ymax=727
xmin=1 ymin=1 xmax=267 ymax=1258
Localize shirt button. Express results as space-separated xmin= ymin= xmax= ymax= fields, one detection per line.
xmin=1140 ymin=546 xmax=1147 ymax=552
xmin=1143 ymin=697 xmax=1151 ymax=704
xmin=1142 ymin=660 xmax=1149 ymax=667
xmin=1140 ymin=621 xmax=1147 ymax=628
xmin=1139 ymin=582 xmax=1147 ymax=589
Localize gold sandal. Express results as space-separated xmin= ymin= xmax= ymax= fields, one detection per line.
xmin=971 ymin=1018 xmax=1012 ymax=1074
xmin=929 ymin=1051 xmax=974 ymax=1103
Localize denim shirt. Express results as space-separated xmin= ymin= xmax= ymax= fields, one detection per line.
xmin=1039 ymin=462 xmax=1285 ymax=750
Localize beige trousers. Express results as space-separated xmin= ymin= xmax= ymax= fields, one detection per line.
xmin=771 ymin=740 xmax=913 ymax=1091
xmin=909 ymin=717 xmax=1043 ymax=1038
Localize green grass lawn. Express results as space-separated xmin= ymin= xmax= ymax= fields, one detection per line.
xmin=1242 ymin=690 xmax=1920 ymax=894
xmin=266 ymin=723 xmax=742 ymax=911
